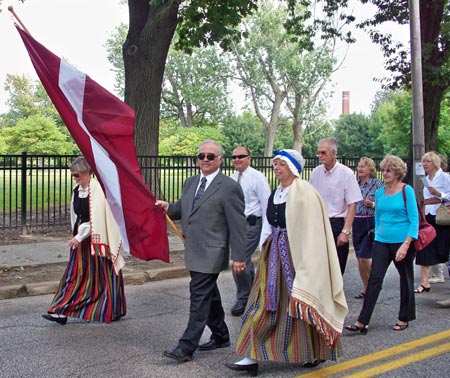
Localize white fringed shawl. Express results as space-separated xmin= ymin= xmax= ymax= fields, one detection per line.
xmin=71 ymin=178 xmax=125 ymax=274
xmin=286 ymin=179 xmax=348 ymax=348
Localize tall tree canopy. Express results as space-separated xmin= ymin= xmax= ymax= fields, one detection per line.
xmin=124 ymin=0 xmax=353 ymax=155
xmin=359 ymin=0 xmax=450 ymax=151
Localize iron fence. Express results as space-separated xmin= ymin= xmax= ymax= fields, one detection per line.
xmin=0 ymin=152 xmax=378 ymax=240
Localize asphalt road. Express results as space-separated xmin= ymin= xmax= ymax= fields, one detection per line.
xmin=1 ymin=256 xmax=450 ymax=378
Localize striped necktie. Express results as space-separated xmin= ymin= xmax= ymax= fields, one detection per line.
xmin=193 ymin=177 xmax=207 ymax=207
xmin=237 ymin=172 xmax=243 ymax=184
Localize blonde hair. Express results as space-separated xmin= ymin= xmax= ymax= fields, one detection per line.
xmin=359 ymin=157 xmax=377 ymax=177
xmin=380 ymin=155 xmax=407 ymax=180
xmin=422 ymin=151 xmax=442 ymax=171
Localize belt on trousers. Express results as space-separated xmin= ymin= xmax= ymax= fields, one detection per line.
xmin=247 ymin=215 xmax=261 ymax=225
xmin=329 ymin=217 xmax=344 ymax=223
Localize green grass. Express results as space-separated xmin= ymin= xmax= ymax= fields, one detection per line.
xmin=0 ymin=170 xmax=73 ymax=211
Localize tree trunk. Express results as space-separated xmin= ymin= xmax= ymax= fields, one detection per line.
xmin=124 ymin=0 xmax=180 ymax=156
xmin=419 ymin=0 xmax=447 ymax=152
xmin=423 ymin=83 xmax=444 ymax=151
xmin=292 ymin=118 xmax=303 ymax=153
xmin=264 ymin=126 xmax=277 ymax=157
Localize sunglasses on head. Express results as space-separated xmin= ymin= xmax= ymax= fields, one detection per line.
xmin=71 ymin=173 xmax=80 ymax=178
xmin=197 ymin=153 xmax=219 ymax=161
xmin=232 ymin=154 xmax=249 ymax=160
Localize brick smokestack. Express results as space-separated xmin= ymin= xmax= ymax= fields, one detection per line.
xmin=342 ymin=91 xmax=350 ymax=115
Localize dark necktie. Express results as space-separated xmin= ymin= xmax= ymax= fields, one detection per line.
xmin=193 ymin=177 xmax=207 ymax=207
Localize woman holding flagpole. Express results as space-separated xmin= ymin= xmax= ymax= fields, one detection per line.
xmin=42 ymin=157 xmax=126 ymax=324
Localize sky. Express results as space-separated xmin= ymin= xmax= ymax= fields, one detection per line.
xmin=0 ymin=0 xmax=409 ymax=120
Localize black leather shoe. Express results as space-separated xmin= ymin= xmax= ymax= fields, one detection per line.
xmin=42 ymin=314 xmax=67 ymax=325
xmin=163 ymin=348 xmax=193 ymax=362
xmin=303 ymin=360 xmax=324 ymax=368
xmin=198 ymin=338 xmax=230 ymax=351
xmin=225 ymin=362 xmax=258 ymax=376
xmin=231 ymin=302 xmax=246 ymax=316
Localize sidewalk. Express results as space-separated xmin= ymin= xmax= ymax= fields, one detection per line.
xmin=0 ymin=235 xmax=188 ymax=300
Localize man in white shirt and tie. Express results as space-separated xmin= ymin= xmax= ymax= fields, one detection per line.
xmin=230 ymin=146 xmax=271 ymax=316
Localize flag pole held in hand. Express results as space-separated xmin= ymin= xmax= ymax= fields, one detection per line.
xmin=166 ymin=214 xmax=185 ymax=245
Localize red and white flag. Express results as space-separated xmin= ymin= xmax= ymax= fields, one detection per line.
xmin=16 ymin=25 xmax=169 ymax=262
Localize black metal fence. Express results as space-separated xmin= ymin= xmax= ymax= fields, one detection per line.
xmin=0 ymin=152 xmax=378 ymax=240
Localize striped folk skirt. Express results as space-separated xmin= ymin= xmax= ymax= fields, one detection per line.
xmin=235 ymin=235 xmax=341 ymax=363
xmin=47 ymin=238 xmax=126 ymax=323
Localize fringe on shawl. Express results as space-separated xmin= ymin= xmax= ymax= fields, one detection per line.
xmin=91 ymin=240 xmax=123 ymax=275
xmin=289 ymin=296 xmax=342 ymax=349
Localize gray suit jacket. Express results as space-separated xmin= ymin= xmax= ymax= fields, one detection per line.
xmin=167 ymin=171 xmax=247 ymax=274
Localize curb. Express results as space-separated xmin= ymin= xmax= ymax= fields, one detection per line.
xmin=0 ymin=266 xmax=190 ymax=300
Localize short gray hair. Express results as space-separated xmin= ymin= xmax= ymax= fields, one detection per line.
xmin=70 ymin=156 xmax=91 ymax=174
xmin=319 ymin=137 xmax=338 ymax=153
xmin=198 ymin=139 xmax=223 ymax=156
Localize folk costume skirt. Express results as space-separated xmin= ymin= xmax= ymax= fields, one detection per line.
xmin=47 ymin=237 xmax=126 ymax=323
xmin=235 ymin=231 xmax=340 ymax=363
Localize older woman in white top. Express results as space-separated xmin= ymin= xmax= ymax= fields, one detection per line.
xmin=415 ymin=151 xmax=450 ymax=293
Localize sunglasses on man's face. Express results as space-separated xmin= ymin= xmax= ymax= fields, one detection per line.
xmin=71 ymin=173 xmax=80 ymax=178
xmin=232 ymin=154 xmax=249 ymax=160
xmin=197 ymin=153 xmax=219 ymax=161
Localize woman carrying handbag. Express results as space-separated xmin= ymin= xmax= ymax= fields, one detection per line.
xmin=414 ymin=151 xmax=450 ymax=293
xmin=345 ymin=155 xmax=418 ymax=333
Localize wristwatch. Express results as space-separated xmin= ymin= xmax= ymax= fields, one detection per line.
xmin=341 ymin=229 xmax=351 ymax=236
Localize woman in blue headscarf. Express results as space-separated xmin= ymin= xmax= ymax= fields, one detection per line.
xmin=225 ymin=149 xmax=347 ymax=376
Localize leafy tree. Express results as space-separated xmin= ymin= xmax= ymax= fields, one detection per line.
xmin=221 ymin=112 xmax=266 ymax=155
xmin=159 ymin=124 xmax=227 ymax=156
xmin=370 ymin=91 xmax=412 ymax=157
xmin=106 ymin=24 xmax=233 ymax=129
xmin=162 ymin=44 xmax=233 ymax=128
xmin=436 ymin=92 xmax=450 ymax=154
xmin=0 ymin=137 xmax=7 ymax=154
xmin=1 ymin=115 xmax=77 ymax=154
xmin=105 ymin=23 xmax=127 ymax=99
xmin=123 ymin=0 xmax=353 ymax=156
xmin=0 ymin=74 xmax=62 ymax=128
xmin=358 ymin=0 xmax=450 ymax=151
xmin=334 ymin=113 xmax=372 ymax=157
xmin=231 ymin=0 xmax=340 ymax=155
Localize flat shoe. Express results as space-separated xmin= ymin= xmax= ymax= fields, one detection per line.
xmin=225 ymin=362 xmax=258 ymax=376
xmin=354 ymin=292 xmax=365 ymax=299
xmin=198 ymin=339 xmax=230 ymax=351
xmin=393 ymin=323 xmax=408 ymax=331
xmin=42 ymin=314 xmax=67 ymax=325
xmin=414 ymin=284 xmax=431 ymax=294
xmin=163 ymin=347 xmax=193 ymax=362
xmin=303 ymin=360 xmax=323 ymax=368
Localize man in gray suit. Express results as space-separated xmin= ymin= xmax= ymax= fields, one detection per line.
xmin=156 ymin=139 xmax=247 ymax=363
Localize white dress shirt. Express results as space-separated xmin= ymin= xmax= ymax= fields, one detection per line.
xmin=230 ymin=166 xmax=271 ymax=217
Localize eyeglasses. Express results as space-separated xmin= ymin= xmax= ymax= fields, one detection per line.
xmin=316 ymin=150 xmax=329 ymax=156
xmin=232 ymin=154 xmax=249 ymax=160
xmin=71 ymin=173 xmax=80 ymax=178
xmin=197 ymin=153 xmax=220 ymax=161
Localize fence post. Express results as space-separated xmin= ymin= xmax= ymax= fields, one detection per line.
xmin=21 ymin=151 xmax=27 ymax=236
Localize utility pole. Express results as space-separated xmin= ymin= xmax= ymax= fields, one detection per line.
xmin=409 ymin=0 xmax=425 ymax=201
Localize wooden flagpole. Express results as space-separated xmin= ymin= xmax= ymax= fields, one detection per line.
xmin=8 ymin=6 xmax=32 ymax=36
xmin=166 ymin=214 xmax=185 ymax=244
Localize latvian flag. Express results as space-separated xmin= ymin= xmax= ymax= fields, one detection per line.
xmin=16 ymin=25 xmax=169 ymax=263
